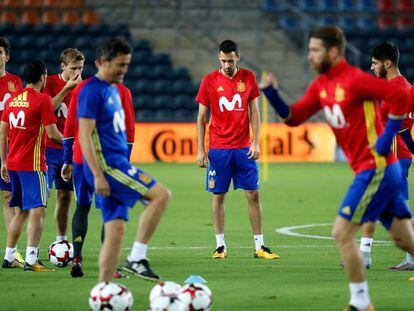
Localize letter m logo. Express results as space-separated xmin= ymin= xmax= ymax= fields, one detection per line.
xmin=323 ymin=103 xmax=346 ymax=129
xmin=219 ymin=94 xmax=243 ymax=112
xmin=9 ymin=111 xmax=25 ymax=129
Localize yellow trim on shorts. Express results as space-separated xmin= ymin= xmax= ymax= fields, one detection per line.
xmin=363 ymin=101 xmax=386 ymax=168
xmin=37 ymin=171 xmax=47 ymax=206
xmin=351 ymin=167 xmax=385 ymax=224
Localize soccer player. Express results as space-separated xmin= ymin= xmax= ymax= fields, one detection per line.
xmin=1 ymin=60 xmax=62 ymax=271
xmin=61 ymin=78 xmax=136 ymax=278
xmin=0 ymin=37 xmax=24 ymax=263
xmin=356 ymin=42 xmax=414 ymax=271
xmin=196 ymin=40 xmax=279 ymax=260
xmin=261 ymin=26 xmax=414 ymax=311
xmin=77 ymin=37 xmax=171 ymax=282
xmin=43 ymin=48 xmax=84 ymax=242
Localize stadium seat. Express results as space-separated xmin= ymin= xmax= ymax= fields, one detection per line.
xmin=131 ymin=39 xmax=152 ymax=52
xmin=169 ymin=67 xmax=190 ymax=80
xmin=405 ymin=67 xmax=414 ymax=81
xmin=278 ymin=15 xmax=303 ymax=32
xmin=319 ymin=0 xmax=338 ymax=13
xmin=132 ymin=51 xmax=153 ymax=65
xmin=135 ymin=109 xmax=155 ymax=122
xmin=396 ymin=16 xmax=413 ymax=30
xmin=135 ymin=79 xmax=154 ymax=95
xmin=134 ymin=94 xmax=153 ymax=110
xmin=396 ymin=0 xmax=414 ymax=13
xmin=357 ymin=0 xmax=379 ymax=13
xmin=129 ymin=66 xmax=151 ymax=79
xmin=53 ymin=23 xmax=72 ymax=35
xmin=405 ymin=39 xmax=414 ymax=52
xmin=62 ymin=11 xmax=79 ymax=25
xmin=15 ymin=35 xmax=36 ymax=49
xmin=298 ymin=0 xmax=319 ymax=13
xmin=378 ymin=0 xmax=394 ymax=12
xmin=154 ymin=95 xmax=175 ymax=110
xmin=150 ymin=53 xmax=171 ymax=66
xmin=153 ymin=79 xmax=173 ymax=94
xmin=154 ymin=109 xmax=175 ymax=122
xmin=174 ymin=95 xmax=197 ymax=110
xmin=39 ymin=50 xmax=60 ymax=65
xmin=337 ymin=0 xmax=357 ymax=13
xmin=0 ymin=11 xmax=18 ymax=24
xmin=171 ymin=80 xmax=189 ymax=95
xmin=2 ymin=0 xmax=22 ymax=8
xmin=151 ymin=65 xmax=171 ymax=80
xmin=41 ymin=11 xmax=61 ymax=25
xmin=0 ymin=23 xmax=14 ymax=35
xmin=22 ymin=0 xmax=42 ymax=8
xmin=260 ymin=0 xmax=286 ymax=12
xmin=318 ymin=16 xmax=337 ymax=26
xmin=21 ymin=11 xmax=40 ymax=25
xmin=81 ymin=11 xmax=100 ymax=25
xmin=36 ymin=35 xmax=55 ymax=49
xmin=357 ymin=16 xmax=377 ymax=31
xmin=377 ymin=14 xmax=394 ymax=30
xmin=338 ymin=16 xmax=358 ymax=32
xmin=174 ymin=109 xmax=196 ymax=122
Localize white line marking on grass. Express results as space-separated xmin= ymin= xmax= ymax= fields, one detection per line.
xmin=275 ymin=223 xmax=393 ymax=245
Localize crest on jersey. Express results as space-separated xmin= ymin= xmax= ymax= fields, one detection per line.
xmin=209 ymin=179 xmax=215 ymax=189
xmin=335 ymin=84 xmax=345 ymax=102
xmin=139 ymin=173 xmax=152 ymax=184
xmin=320 ymin=89 xmax=327 ymax=99
xmin=8 ymin=81 xmax=15 ymax=92
xmin=237 ymin=81 xmax=246 ymax=92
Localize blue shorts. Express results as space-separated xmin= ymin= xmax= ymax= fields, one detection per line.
xmin=9 ymin=171 xmax=48 ymax=211
xmin=83 ymin=157 xmax=157 ymax=223
xmin=338 ymin=162 xmax=411 ymax=230
xmin=0 ymin=158 xmax=11 ymax=191
xmin=73 ymin=163 xmax=94 ymax=207
xmin=399 ymin=158 xmax=411 ymax=201
xmin=46 ymin=148 xmax=73 ymax=191
xmin=206 ymin=148 xmax=259 ymax=193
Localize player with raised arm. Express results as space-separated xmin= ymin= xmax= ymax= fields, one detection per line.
xmin=77 ymin=37 xmax=170 ymax=282
xmin=0 ymin=37 xmax=24 ymax=264
xmin=196 ymin=40 xmax=279 ymax=260
xmin=261 ymin=26 xmax=414 ymax=311
xmin=1 ymin=60 xmax=62 ymax=271
xmin=43 ymin=48 xmax=84 ymax=243
xmin=61 ymin=77 xmax=135 ymax=278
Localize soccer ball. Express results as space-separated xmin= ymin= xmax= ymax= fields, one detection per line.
xmin=149 ymin=281 xmax=182 ymax=302
xmin=148 ymin=295 xmax=188 ymax=311
xmin=89 ymin=282 xmax=133 ymax=311
xmin=48 ymin=240 xmax=73 ymax=267
xmin=178 ymin=283 xmax=212 ymax=311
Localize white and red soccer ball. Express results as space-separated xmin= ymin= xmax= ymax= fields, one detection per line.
xmin=89 ymin=282 xmax=133 ymax=311
xmin=48 ymin=240 xmax=73 ymax=267
xmin=148 ymin=282 xmax=212 ymax=311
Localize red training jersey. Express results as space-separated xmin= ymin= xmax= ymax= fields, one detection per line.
xmin=196 ymin=68 xmax=260 ymax=149
xmin=286 ymin=59 xmax=409 ymax=174
xmin=379 ymin=76 xmax=412 ymax=159
xmin=43 ymin=74 xmax=72 ymax=149
xmin=2 ymin=88 xmax=56 ymax=171
xmin=64 ymin=80 xmax=135 ymax=164
xmin=0 ymin=72 xmax=22 ymax=120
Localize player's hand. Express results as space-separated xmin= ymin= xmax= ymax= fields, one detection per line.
xmin=94 ymin=173 xmax=110 ymax=197
xmin=259 ymin=73 xmax=279 ymax=90
xmin=197 ymin=150 xmax=208 ymax=168
xmin=247 ymin=143 xmax=261 ymax=160
xmin=61 ymin=164 xmax=73 ymax=182
xmin=1 ymin=164 xmax=9 ymax=183
xmin=65 ymin=74 xmax=82 ymax=90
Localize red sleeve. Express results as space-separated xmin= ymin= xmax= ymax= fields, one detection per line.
xmin=64 ymin=88 xmax=78 ymax=138
xmin=350 ymin=71 xmax=409 ymax=118
xmin=286 ymin=80 xmax=321 ymax=126
xmin=248 ymin=72 xmax=260 ymax=102
xmin=41 ymin=94 xmax=57 ymax=126
xmin=195 ymin=76 xmax=210 ymax=107
xmin=43 ymin=76 xmax=56 ymax=97
xmin=119 ymin=85 xmax=135 ymax=144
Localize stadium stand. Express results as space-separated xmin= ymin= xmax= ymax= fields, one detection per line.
xmin=261 ymin=0 xmax=414 ymax=82
xmin=0 ymin=0 xmax=198 ymax=122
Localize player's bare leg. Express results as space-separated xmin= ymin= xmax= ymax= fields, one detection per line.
xmin=124 ymin=183 xmax=170 ymax=281
xmin=388 ymin=218 xmax=414 ymax=262
xmin=2 ymin=190 xmax=13 ymax=229
xmin=99 ymin=219 xmax=124 ymax=282
xmin=54 ymin=189 xmax=72 ymax=240
xmin=3 ymin=208 xmax=27 ymax=268
xmin=360 ymin=221 xmax=376 ymax=268
xmin=333 ymin=216 xmax=372 ymax=310
xmin=388 ymin=218 xmax=414 ymax=271
xmin=245 ymin=190 xmax=278 ymax=259
xmin=211 ymin=193 xmax=227 ymax=258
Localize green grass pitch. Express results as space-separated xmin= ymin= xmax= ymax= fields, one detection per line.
xmin=0 ymin=163 xmax=413 ymax=310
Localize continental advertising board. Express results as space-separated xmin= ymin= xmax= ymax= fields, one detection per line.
xmin=130 ymin=123 xmax=336 ymax=163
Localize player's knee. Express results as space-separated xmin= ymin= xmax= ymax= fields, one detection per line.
xmin=332 ymin=226 xmax=349 ymax=244
xmin=57 ymin=191 xmax=72 ymax=207
xmin=245 ymin=190 xmax=259 ymax=204
xmin=2 ymin=190 xmax=11 ymax=202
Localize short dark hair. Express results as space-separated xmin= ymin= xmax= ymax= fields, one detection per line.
xmin=0 ymin=37 xmax=11 ymax=55
xmin=95 ymin=37 xmax=132 ymax=61
xmin=23 ymin=60 xmax=47 ymax=84
xmin=370 ymin=42 xmax=399 ymax=66
xmin=219 ymin=40 xmax=239 ymax=55
xmin=309 ymin=26 xmax=346 ymax=55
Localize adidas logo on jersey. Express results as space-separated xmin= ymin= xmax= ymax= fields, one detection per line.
xmin=217 ymin=86 xmax=224 ymax=92
xmin=9 ymin=91 xmax=29 ymax=108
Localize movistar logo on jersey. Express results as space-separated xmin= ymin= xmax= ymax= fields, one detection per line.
xmin=9 ymin=91 xmax=29 ymax=108
xmin=323 ymin=103 xmax=347 ymax=129
xmin=113 ymin=109 xmax=126 ymax=133
xmin=9 ymin=111 xmax=26 ymax=129
xmin=219 ymin=94 xmax=243 ymax=112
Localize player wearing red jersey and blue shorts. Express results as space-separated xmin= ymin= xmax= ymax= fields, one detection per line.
xmin=196 ymin=40 xmax=279 ymax=260
xmin=357 ymin=43 xmax=414 ymax=272
xmin=0 ymin=37 xmax=24 ymax=263
xmin=43 ymin=48 xmax=84 ymax=243
xmin=1 ymin=60 xmax=62 ymax=272
xmin=262 ymin=26 xmax=414 ymax=311
xmin=62 ymin=77 xmax=136 ymax=278
xmin=77 ymin=38 xmax=170 ymax=283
